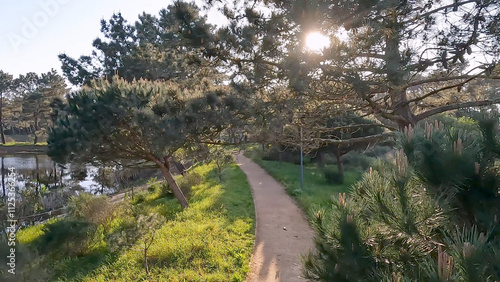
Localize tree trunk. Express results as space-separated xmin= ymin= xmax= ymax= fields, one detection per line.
xmin=59 ymin=167 xmax=64 ymax=187
xmin=53 ymin=163 xmax=57 ymax=186
xmin=144 ymin=243 xmax=149 ymax=275
xmin=217 ymin=163 xmax=222 ymax=182
xmin=150 ymin=156 xmax=189 ymax=208
xmin=33 ymin=113 xmax=38 ymax=145
xmin=35 ymin=154 xmax=40 ymax=195
xmin=392 ymin=88 xmax=415 ymax=129
xmin=101 ymin=169 xmax=105 ymax=194
xmin=317 ymin=151 xmax=325 ymax=169
xmin=335 ymin=152 xmax=344 ymax=184
xmin=1 ymin=157 xmax=5 ymax=198
xmin=384 ymin=14 xmax=415 ymax=130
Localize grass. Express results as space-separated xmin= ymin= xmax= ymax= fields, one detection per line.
xmin=244 ymin=147 xmax=362 ymax=213
xmin=11 ymin=163 xmax=255 ymax=281
xmin=17 ymin=218 xmax=59 ymax=245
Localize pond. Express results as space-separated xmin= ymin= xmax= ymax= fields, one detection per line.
xmin=0 ymin=154 xmax=116 ymax=198
xmin=0 ymin=153 xmax=155 ymax=224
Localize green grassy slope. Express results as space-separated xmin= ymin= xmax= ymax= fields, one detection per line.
xmin=13 ymin=163 xmax=255 ymax=282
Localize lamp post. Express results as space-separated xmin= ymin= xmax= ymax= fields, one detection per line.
xmin=300 ymin=126 xmax=304 ymax=190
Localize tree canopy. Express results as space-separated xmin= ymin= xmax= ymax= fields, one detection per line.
xmin=192 ymin=0 xmax=500 ymax=133
xmin=59 ymin=1 xmax=215 ymax=86
xmin=0 ymin=71 xmax=13 ymax=144
xmin=48 ymin=77 xmax=247 ymax=208
xmin=0 ymin=69 xmax=68 ymax=144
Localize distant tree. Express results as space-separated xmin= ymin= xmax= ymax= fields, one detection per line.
xmin=48 ymin=77 xmax=247 ymax=208
xmin=317 ymin=113 xmax=384 ymax=182
xmin=13 ymin=70 xmax=68 ymax=144
xmin=13 ymin=72 xmax=40 ymax=139
xmin=0 ymin=71 xmax=13 ymax=144
xmin=59 ymin=1 xmax=214 ymax=86
xmin=205 ymin=145 xmax=234 ymax=182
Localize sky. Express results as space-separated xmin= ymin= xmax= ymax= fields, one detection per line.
xmin=0 ymin=0 xmax=226 ymax=79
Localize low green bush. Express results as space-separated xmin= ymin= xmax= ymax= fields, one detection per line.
xmin=33 ymin=220 xmax=95 ymax=256
xmin=176 ymin=172 xmax=203 ymax=197
xmin=130 ymin=192 xmax=146 ymax=204
xmin=343 ymin=151 xmax=373 ymax=171
xmin=323 ymin=168 xmax=344 ymax=184
xmin=67 ymin=193 xmax=117 ymax=230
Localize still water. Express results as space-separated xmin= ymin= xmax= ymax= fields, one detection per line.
xmin=1 ymin=154 xmax=116 ymax=198
xmin=0 ymin=153 xmax=151 ymax=225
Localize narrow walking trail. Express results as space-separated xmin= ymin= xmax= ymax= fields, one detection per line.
xmin=236 ymin=154 xmax=315 ymax=282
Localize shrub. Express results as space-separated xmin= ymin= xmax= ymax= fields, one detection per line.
xmin=177 ymin=172 xmax=203 ymax=198
xmin=324 ymin=169 xmax=344 ymax=184
xmin=342 ymin=151 xmax=373 ymax=170
xmin=130 ymin=193 xmax=146 ymax=204
xmin=262 ymin=145 xmax=304 ymax=164
xmin=147 ymin=185 xmax=156 ymax=193
xmin=33 ymin=220 xmax=94 ymax=256
xmin=67 ymin=193 xmax=117 ymax=231
xmin=304 ymin=119 xmax=500 ymax=281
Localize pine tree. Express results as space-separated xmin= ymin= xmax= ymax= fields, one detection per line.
xmin=0 ymin=71 xmax=13 ymax=144
xmin=304 ymin=117 xmax=500 ymax=281
xmin=317 ymin=113 xmax=385 ymax=183
xmin=200 ymin=0 xmax=500 ymax=132
xmin=14 ymin=70 xmax=68 ymax=144
xmin=48 ymin=77 xmax=247 ymax=208
xmin=59 ymin=1 xmax=215 ymax=86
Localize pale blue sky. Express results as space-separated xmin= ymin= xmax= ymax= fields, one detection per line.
xmin=0 ymin=0 xmax=225 ymax=78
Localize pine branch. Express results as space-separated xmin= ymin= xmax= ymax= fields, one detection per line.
xmin=415 ymin=98 xmax=500 ymax=122
xmin=405 ymin=75 xmax=500 ymax=88
xmin=400 ymin=0 xmax=477 ymax=25
xmin=404 ymin=75 xmax=480 ymax=106
xmin=312 ymin=132 xmax=396 ymax=145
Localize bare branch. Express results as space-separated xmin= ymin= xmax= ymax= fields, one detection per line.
xmin=198 ymin=140 xmax=249 ymax=146
xmin=312 ymin=132 xmax=396 ymax=145
xmin=407 ymin=75 xmax=479 ymax=88
xmin=310 ymin=123 xmax=398 ymax=132
xmin=415 ymin=98 xmax=500 ymax=122
xmin=401 ymin=0 xmax=477 ymax=25
xmin=404 ymin=75 xmax=479 ymax=105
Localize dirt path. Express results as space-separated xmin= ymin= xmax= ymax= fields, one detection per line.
xmin=236 ymin=154 xmax=315 ymax=282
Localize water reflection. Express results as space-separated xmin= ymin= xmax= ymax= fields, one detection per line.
xmin=0 ymin=154 xmax=157 ymax=226
xmin=1 ymin=154 xmax=115 ymax=197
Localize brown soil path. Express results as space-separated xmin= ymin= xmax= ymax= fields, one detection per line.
xmin=236 ymin=154 xmax=315 ymax=282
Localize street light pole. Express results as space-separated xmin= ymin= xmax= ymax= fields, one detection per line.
xmin=300 ymin=126 xmax=304 ymax=190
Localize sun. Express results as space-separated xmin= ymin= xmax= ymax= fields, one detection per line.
xmin=305 ymin=32 xmax=330 ymax=52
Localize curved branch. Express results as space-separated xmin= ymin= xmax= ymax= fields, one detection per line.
xmin=415 ymin=98 xmax=500 ymax=122
xmin=312 ymin=132 xmax=396 ymax=145
xmin=404 ymin=75 xmax=479 ymax=106
xmin=401 ymin=0 xmax=477 ymax=25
